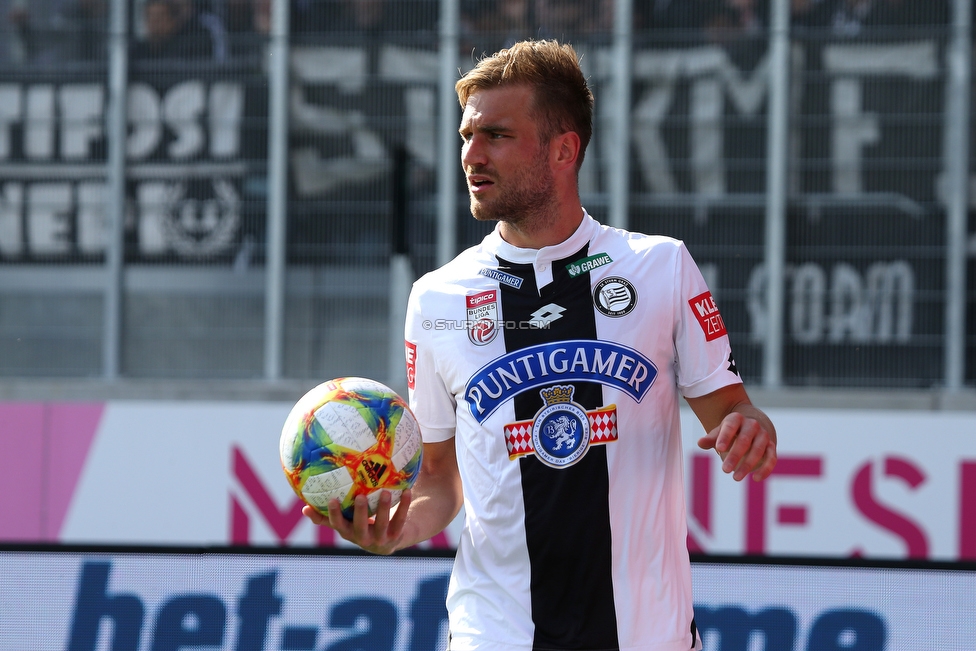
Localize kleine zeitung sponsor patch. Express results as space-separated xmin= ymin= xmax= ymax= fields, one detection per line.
xmin=689 ymin=291 xmax=727 ymax=341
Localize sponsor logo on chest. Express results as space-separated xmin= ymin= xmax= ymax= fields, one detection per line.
xmin=464 ymin=339 xmax=658 ymax=423
xmin=504 ymin=384 xmax=618 ymax=469
xmin=479 ymin=267 xmax=523 ymax=289
xmin=566 ymin=252 xmax=613 ymax=278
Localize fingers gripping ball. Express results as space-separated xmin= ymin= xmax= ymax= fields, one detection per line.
xmin=279 ymin=377 xmax=423 ymax=520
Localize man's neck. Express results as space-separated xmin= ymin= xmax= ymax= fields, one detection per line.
xmin=497 ymin=206 xmax=585 ymax=250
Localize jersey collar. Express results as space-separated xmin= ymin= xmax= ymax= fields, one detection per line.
xmin=484 ymin=209 xmax=599 ymax=291
xmin=486 ymin=208 xmax=599 ymax=265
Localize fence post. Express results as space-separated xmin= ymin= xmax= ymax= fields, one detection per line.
xmin=264 ymin=0 xmax=291 ymax=381
xmin=944 ymin=0 xmax=972 ymax=390
xmin=608 ymin=0 xmax=633 ymax=230
xmin=762 ymin=0 xmax=791 ymax=389
xmin=436 ymin=0 xmax=460 ymax=268
xmin=103 ymin=0 xmax=129 ymax=380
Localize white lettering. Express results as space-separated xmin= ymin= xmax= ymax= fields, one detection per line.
xmin=60 ymin=85 xmax=104 ymax=160
xmin=791 ymin=263 xmax=827 ymax=344
xmin=28 ymin=183 xmax=72 ymax=254
xmin=467 ymin=385 xmax=485 ymax=415
xmin=750 ymin=261 xmax=916 ymax=345
xmin=549 ymin=348 xmax=568 ymax=374
xmin=0 ymin=183 xmax=23 ymax=256
xmin=537 ymin=351 xmax=549 ymax=376
xmin=76 ymin=182 xmax=106 ymax=254
xmin=515 ymin=354 xmax=536 ymax=380
xmin=25 ymin=85 xmax=55 ymax=160
xmin=164 ymin=81 xmax=206 ymax=160
xmin=571 ymin=347 xmax=589 ymax=374
xmin=628 ymin=362 xmax=649 ymax=393
xmin=627 ymin=46 xmax=770 ymax=197
xmin=591 ymin=349 xmax=617 ymax=376
xmin=477 ymin=374 xmax=504 ymax=400
xmin=208 ymin=83 xmax=243 ymax=158
xmin=829 ymin=263 xmax=868 ymax=343
xmin=128 ymin=83 xmax=163 ymax=160
xmin=865 ymin=260 xmax=914 ymax=343
xmin=496 ymin=362 xmax=523 ymax=391
xmin=823 ymin=43 xmax=938 ymax=196
xmin=614 ymin=355 xmax=635 ymax=382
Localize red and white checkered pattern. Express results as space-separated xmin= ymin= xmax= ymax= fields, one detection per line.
xmin=504 ymin=421 xmax=534 ymax=459
xmin=504 ymin=405 xmax=618 ymax=461
xmin=588 ymin=405 xmax=618 ymax=444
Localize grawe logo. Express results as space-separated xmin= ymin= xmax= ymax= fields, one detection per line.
xmin=229 ymin=446 xmax=454 ymax=548
xmin=565 ymin=252 xmax=612 ymax=278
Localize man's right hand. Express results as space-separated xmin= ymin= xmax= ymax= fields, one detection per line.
xmin=301 ymin=488 xmax=413 ymax=555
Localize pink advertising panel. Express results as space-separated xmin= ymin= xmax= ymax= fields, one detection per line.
xmin=2 ymin=400 xmax=974 ymax=560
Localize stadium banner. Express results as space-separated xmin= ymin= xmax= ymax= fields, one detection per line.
xmin=2 ymin=38 xmax=971 ymax=384
xmin=1 ymin=400 xmax=975 ymax=561
xmin=0 ymin=65 xmax=262 ymax=261
xmin=0 ymin=548 xmax=972 ymax=651
xmin=0 ymin=40 xmax=962 ymax=257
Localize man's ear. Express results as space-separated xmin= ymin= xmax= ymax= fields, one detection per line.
xmin=551 ymin=131 xmax=582 ymax=172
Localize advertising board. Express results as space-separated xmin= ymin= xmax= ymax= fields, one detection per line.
xmin=0 ymin=549 xmax=972 ymax=651
xmin=1 ymin=401 xmax=975 ymax=561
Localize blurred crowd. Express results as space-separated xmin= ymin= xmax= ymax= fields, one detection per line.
xmin=0 ymin=0 xmax=958 ymax=66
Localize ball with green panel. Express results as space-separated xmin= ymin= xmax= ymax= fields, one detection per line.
xmin=280 ymin=377 xmax=423 ymax=520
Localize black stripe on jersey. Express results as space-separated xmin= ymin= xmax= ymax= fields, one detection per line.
xmin=497 ymin=247 xmax=619 ymax=651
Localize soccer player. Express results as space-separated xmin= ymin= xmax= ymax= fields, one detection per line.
xmin=304 ymin=39 xmax=777 ymax=651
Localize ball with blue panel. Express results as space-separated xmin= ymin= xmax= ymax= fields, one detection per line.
xmin=279 ymin=377 xmax=423 ymax=520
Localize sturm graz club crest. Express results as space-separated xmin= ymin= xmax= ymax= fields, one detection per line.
xmin=504 ymin=385 xmax=619 ymax=469
xmin=593 ymin=277 xmax=637 ymax=317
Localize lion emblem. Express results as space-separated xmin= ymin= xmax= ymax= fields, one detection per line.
xmin=543 ymin=415 xmax=578 ymax=451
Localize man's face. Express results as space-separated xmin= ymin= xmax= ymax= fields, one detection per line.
xmin=145 ymin=2 xmax=178 ymax=43
xmin=459 ymin=85 xmax=555 ymax=227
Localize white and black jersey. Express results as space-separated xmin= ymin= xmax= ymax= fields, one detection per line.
xmin=404 ymin=212 xmax=740 ymax=651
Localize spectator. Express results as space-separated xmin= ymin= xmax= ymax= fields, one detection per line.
xmin=536 ymin=0 xmax=611 ymax=38
xmin=296 ymin=0 xmax=437 ymax=37
xmin=130 ymin=0 xmax=213 ymax=60
xmin=790 ymin=0 xmax=829 ymax=28
xmin=808 ymin=0 xmax=949 ymax=37
xmin=700 ymin=0 xmax=768 ymax=40
xmin=2 ymin=0 xmax=106 ymax=65
xmin=173 ymin=0 xmax=228 ymax=60
xmin=464 ymin=0 xmax=609 ymax=47
xmin=462 ymin=0 xmax=535 ymax=53
xmin=3 ymin=0 xmax=32 ymax=63
xmin=634 ymin=0 xmax=703 ymax=34
xmin=56 ymin=0 xmax=108 ymax=61
xmin=224 ymin=0 xmax=270 ymax=59
xmin=699 ymin=0 xmax=767 ymax=66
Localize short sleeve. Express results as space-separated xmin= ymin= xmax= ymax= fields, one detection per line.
xmin=672 ymin=242 xmax=743 ymax=398
xmin=404 ymin=283 xmax=458 ymax=442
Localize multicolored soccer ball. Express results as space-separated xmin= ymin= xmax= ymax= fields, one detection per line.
xmin=279 ymin=377 xmax=423 ymax=520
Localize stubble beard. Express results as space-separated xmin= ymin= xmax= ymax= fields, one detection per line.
xmin=468 ymin=152 xmax=557 ymax=234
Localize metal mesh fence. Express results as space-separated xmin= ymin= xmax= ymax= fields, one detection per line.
xmin=0 ymin=0 xmax=971 ymax=389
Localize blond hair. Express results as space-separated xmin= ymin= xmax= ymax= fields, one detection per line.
xmin=456 ymin=40 xmax=594 ymax=169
